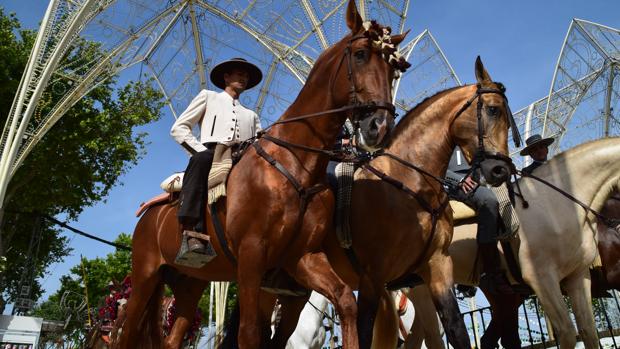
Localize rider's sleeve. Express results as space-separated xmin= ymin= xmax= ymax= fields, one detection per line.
xmin=253 ymin=111 xmax=262 ymax=136
xmin=445 ymin=169 xmax=464 ymax=184
xmin=171 ymin=90 xmax=208 ymax=155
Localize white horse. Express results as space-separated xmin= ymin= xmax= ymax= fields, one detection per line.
xmin=285 ymin=291 xmax=329 ymax=349
xmin=411 ymin=138 xmax=620 ymax=349
xmin=285 ymin=290 xmax=418 ymax=349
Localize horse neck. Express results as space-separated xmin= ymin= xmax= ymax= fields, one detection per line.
xmin=383 ymin=86 xmax=473 ymax=183
xmin=530 ymin=139 xmax=620 ymax=214
xmin=268 ymin=41 xmax=349 ymax=171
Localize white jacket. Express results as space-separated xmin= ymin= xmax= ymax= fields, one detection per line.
xmin=170 ymin=90 xmax=262 ymax=154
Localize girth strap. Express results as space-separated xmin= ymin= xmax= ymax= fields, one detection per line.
xmin=363 ymin=163 xmax=450 ymax=277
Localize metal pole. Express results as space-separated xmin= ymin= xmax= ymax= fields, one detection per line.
xmin=524 ymin=103 xmax=535 ymax=166
xmin=603 ymin=65 xmax=616 ymax=137
xmin=80 ymin=255 xmax=92 ymax=327
xmin=522 ymin=301 xmax=535 ymax=346
xmin=533 ymin=297 xmax=547 ymax=346
xmin=470 ymin=298 xmax=481 ymax=348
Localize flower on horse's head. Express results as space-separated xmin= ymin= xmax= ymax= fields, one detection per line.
xmin=362 ymin=20 xmax=411 ymax=77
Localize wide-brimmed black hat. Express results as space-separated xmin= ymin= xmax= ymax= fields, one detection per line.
xmin=519 ymin=134 xmax=555 ymax=156
xmin=210 ymin=58 xmax=262 ymax=90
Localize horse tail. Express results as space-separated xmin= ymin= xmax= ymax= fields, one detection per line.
xmin=371 ymin=289 xmax=399 ymax=349
xmin=218 ymin=296 xmax=240 ymax=349
xmin=139 ymin=280 xmax=165 ymax=348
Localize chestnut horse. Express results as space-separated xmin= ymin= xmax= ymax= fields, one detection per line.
xmin=116 ymin=1 xmax=409 ymax=348
xmin=250 ymin=57 xmax=516 ymax=349
xmin=410 ymin=138 xmax=620 ymax=349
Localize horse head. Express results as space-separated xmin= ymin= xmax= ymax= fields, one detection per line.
xmin=320 ymin=0 xmax=410 ymax=151
xmin=450 ymin=57 xmax=518 ymax=186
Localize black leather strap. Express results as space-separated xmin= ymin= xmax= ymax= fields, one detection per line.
xmin=253 ymin=142 xmax=305 ymax=194
xmin=210 ymin=203 xmax=237 ymax=266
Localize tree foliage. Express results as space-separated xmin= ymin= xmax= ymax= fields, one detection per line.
xmin=32 ymin=234 xmax=132 ymax=344
xmin=0 ymin=7 xmax=165 ymax=311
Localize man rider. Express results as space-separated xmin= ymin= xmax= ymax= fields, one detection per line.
xmin=520 ymin=134 xmax=554 ymax=175
xmin=171 ymin=58 xmax=262 ymax=264
xmin=446 ymin=147 xmax=514 ymax=295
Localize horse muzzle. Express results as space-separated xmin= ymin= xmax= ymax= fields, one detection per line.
xmin=480 ymin=158 xmax=511 ymax=186
xmin=356 ymin=110 xmax=394 ymax=152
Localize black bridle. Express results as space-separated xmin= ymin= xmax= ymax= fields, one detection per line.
xmin=265 ymin=33 xmax=397 ymax=133
xmin=451 ymin=83 xmax=521 ymax=175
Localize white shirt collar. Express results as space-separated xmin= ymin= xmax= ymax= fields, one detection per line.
xmin=219 ymin=91 xmax=241 ymax=106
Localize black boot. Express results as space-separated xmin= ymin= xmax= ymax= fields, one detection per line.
xmin=478 ymin=242 xmax=515 ymax=295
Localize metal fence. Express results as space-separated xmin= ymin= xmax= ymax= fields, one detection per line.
xmin=458 ymin=291 xmax=620 ymax=349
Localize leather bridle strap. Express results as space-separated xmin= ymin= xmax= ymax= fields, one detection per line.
xmin=518 ymin=169 xmax=619 ymax=227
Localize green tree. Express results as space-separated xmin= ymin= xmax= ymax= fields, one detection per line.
xmin=0 ymin=7 xmax=165 ymax=311
xmin=32 ymin=233 xmax=132 ymax=345
xmin=33 ymin=233 xmax=214 ymax=345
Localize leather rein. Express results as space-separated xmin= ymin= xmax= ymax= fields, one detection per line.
xmin=517 ymin=170 xmax=620 ymax=229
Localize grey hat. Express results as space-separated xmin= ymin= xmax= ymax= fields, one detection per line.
xmin=519 ymin=134 xmax=554 ymax=156
xmin=210 ymin=58 xmax=262 ymax=90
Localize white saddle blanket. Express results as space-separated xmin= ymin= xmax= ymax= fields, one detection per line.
xmin=160 ymin=172 xmax=184 ymax=193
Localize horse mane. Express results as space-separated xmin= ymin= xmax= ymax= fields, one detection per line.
xmin=386 ymin=85 xmax=465 ymax=145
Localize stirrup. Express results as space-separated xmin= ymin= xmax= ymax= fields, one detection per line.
xmin=175 ymin=230 xmax=217 ymax=268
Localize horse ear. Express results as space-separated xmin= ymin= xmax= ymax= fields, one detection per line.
xmin=346 ymin=0 xmax=363 ymax=33
xmin=475 ymin=56 xmax=493 ymax=84
xmin=390 ymin=29 xmax=410 ymax=46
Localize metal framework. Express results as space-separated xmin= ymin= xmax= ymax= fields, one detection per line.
xmin=0 ymin=0 xmax=415 ymax=211
xmin=510 ymin=18 xmax=619 ymax=168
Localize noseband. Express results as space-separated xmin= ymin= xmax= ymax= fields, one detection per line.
xmin=452 ymin=83 xmax=522 ymax=172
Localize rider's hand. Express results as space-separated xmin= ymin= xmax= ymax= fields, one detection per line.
xmin=459 ymin=176 xmax=478 ymax=194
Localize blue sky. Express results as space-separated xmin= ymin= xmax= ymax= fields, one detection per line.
xmin=1 ymin=0 xmax=620 ymax=310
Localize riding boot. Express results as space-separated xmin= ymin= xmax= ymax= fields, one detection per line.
xmin=478 ymin=242 xmax=515 ymax=295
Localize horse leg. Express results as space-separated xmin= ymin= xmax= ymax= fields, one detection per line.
xmin=236 ymin=241 xmax=268 ymax=349
xmin=116 ymin=274 xmax=163 ymax=349
xmin=356 ymin=274 xmax=381 ymax=349
xmin=419 ymin=254 xmax=469 ymax=349
xmin=164 ymin=278 xmax=208 ymax=349
xmin=292 ymin=252 xmax=359 ymax=349
xmin=524 ymin=270 xmax=577 ymax=348
xmin=405 ymin=285 xmax=445 ymax=349
xmin=564 ymin=268 xmax=598 ymax=349
xmin=481 ymin=290 xmax=522 ymax=349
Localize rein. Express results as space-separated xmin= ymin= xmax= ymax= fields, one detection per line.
xmin=361 ymin=151 xmax=451 ymax=275
xmin=517 ymin=170 xmax=620 ymax=228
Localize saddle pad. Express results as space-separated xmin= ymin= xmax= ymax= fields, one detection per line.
xmin=335 ymin=162 xmax=356 ymax=248
xmin=451 ymin=200 xmax=476 ymax=221
xmin=160 ymin=172 xmax=183 ymax=193
xmin=490 ymin=183 xmax=520 ymax=240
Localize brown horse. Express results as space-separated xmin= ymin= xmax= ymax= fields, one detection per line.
xmin=247 ymin=57 xmax=515 ymax=349
xmin=116 ymin=1 xmax=409 ymax=348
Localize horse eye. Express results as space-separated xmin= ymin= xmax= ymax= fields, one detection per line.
xmin=354 ymin=49 xmax=367 ymax=61
xmin=487 ymin=106 xmax=499 ymax=116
